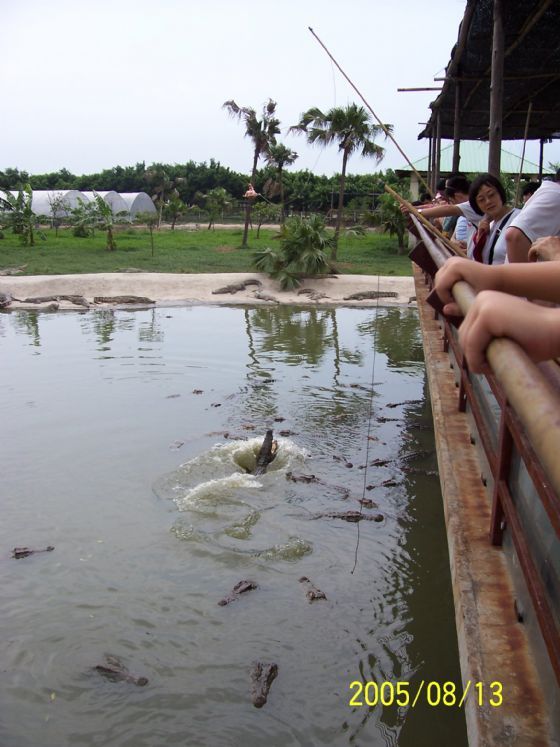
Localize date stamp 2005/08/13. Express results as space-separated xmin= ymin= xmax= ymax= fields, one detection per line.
xmin=348 ymin=680 xmax=503 ymax=709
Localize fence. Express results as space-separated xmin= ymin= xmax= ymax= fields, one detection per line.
xmin=409 ymin=215 xmax=560 ymax=716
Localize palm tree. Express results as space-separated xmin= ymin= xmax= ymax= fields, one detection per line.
xmin=195 ymin=187 xmax=232 ymax=230
xmin=223 ymin=98 xmax=281 ymax=247
xmin=290 ymin=104 xmax=388 ymax=260
xmin=146 ymin=167 xmax=185 ymax=228
xmin=265 ymin=143 xmax=298 ymax=222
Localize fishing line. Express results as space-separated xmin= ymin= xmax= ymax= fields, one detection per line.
xmin=308 ymin=26 xmax=433 ymax=197
xmin=351 ymin=274 xmax=381 ymax=575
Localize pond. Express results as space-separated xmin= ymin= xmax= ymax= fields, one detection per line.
xmin=0 ymin=305 xmax=467 ymax=747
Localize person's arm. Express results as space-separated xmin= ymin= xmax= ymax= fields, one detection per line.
xmin=452 ymin=216 xmax=468 ymax=242
xmin=505 ymin=226 xmax=532 ymax=262
xmin=400 ymin=203 xmax=462 ymax=219
xmin=433 ymin=256 xmax=560 ymax=316
xmin=459 ymin=291 xmax=560 ymax=373
xmin=528 ymin=236 xmax=560 ymax=262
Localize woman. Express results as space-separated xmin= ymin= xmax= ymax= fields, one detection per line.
xmin=404 ymin=174 xmax=518 ymax=264
xmin=467 ymin=173 xmax=520 ymax=265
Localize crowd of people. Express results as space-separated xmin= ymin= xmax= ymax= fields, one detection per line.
xmin=402 ymin=170 xmax=560 ymax=372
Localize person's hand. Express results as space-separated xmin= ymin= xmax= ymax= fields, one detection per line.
xmin=476 ymin=217 xmax=490 ymax=239
xmin=459 ymin=291 xmax=560 ymax=373
xmin=433 ymin=257 xmax=483 ymax=316
xmin=528 ymin=236 xmax=560 ymax=263
xmin=449 ymin=239 xmax=467 ymax=254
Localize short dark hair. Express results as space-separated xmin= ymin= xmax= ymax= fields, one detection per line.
xmin=444 ymin=175 xmax=470 ymax=198
xmin=522 ymin=182 xmax=540 ymax=198
xmin=468 ymin=173 xmax=507 ymax=215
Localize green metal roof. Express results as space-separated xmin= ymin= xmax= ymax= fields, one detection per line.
xmin=399 ymin=141 xmax=553 ymax=176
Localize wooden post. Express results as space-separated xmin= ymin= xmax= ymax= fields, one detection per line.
xmin=430 ymin=122 xmax=437 ymax=194
xmin=435 ymin=109 xmax=442 ymax=188
xmin=488 ymin=0 xmax=504 ymax=176
xmin=427 ymin=132 xmax=433 ymax=194
xmin=539 ymin=138 xmax=545 ymax=182
xmin=409 ymin=172 xmax=420 ymax=202
xmin=452 ymin=80 xmax=462 ymax=172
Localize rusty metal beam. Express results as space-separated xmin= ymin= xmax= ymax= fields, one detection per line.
xmin=414 ymin=264 xmax=552 ymax=744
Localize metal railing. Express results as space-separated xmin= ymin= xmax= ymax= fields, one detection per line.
xmin=409 ymin=215 xmax=560 ymax=687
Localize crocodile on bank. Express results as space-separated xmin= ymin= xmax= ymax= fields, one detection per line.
xmin=343 ymin=291 xmax=399 ymax=301
xmin=212 ymin=278 xmax=262 ymax=294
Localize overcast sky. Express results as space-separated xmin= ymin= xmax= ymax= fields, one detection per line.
xmin=3 ymin=0 xmax=559 ymax=178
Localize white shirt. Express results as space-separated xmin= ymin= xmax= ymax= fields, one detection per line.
xmin=453 ymin=215 xmax=469 ymax=242
xmin=475 ymin=209 xmax=520 ymax=265
xmin=457 ymin=201 xmax=483 ymax=226
xmin=508 ymin=180 xmax=560 ymax=242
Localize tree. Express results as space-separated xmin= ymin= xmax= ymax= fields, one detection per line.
xmin=92 ymin=193 xmax=118 ymax=250
xmin=252 ymin=202 xmax=279 ymax=238
xmin=146 ymin=166 xmax=185 ymax=228
xmin=264 ymin=143 xmax=298 ymax=221
xmin=194 ymin=187 xmax=232 ymax=230
xmin=253 ymin=214 xmax=335 ymax=290
xmin=71 ymin=197 xmax=99 ymax=238
xmin=47 ymin=192 xmax=70 ymax=236
xmin=290 ymin=104 xmax=388 ymax=259
xmin=0 ymin=185 xmax=44 ymax=246
xmin=71 ymin=193 xmax=119 ymax=249
xmin=0 ymin=167 xmax=30 ymax=190
xmin=223 ymin=98 xmax=281 ymax=247
xmin=163 ymin=192 xmax=187 ymax=229
xmin=136 ymin=212 xmax=159 ymax=256
xmin=371 ymin=193 xmax=408 ymax=253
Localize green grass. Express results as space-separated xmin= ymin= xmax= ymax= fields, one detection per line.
xmin=0 ymin=226 xmax=412 ymax=277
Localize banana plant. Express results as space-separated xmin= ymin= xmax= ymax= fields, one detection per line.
xmin=0 ymin=184 xmax=45 ymax=246
xmin=92 ymin=192 xmax=117 ymax=251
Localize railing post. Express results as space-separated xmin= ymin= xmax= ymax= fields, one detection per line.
xmin=490 ymin=409 xmax=513 ymax=545
xmin=458 ymin=356 xmax=468 ymax=413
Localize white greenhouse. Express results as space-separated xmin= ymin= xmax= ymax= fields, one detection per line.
xmin=81 ymin=191 xmax=130 ymax=216
xmin=119 ymin=192 xmax=157 ymax=218
xmin=3 ymin=189 xmax=157 ymax=221
xmin=10 ymin=189 xmax=89 ymax=218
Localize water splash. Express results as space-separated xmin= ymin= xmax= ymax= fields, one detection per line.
xmin=154 ymin=436 xmax=307 ymax=509
xmin=160 ymin=436 xmax=311 ymax=561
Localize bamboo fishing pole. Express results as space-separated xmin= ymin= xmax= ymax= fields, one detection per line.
xmin=515 ymin=101 xmax=533 ymax=206
xmin=308 ymin=27 xmax=433 ymax=198
xmin=384 ymin=184 xmax=465 ymax=257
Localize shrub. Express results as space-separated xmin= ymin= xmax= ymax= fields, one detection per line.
xmin=253 ymin=214 xmax=335 ymax=289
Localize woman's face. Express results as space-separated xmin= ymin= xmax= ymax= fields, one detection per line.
xmin=475 ymin=183 xmax=504 ymax=218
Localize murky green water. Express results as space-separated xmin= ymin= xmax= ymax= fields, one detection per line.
xmin=0 ymin=305 xmax=466 ymax=746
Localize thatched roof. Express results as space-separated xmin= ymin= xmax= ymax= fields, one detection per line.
xmin=420 ymin=0 xmax=560 ymax=141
